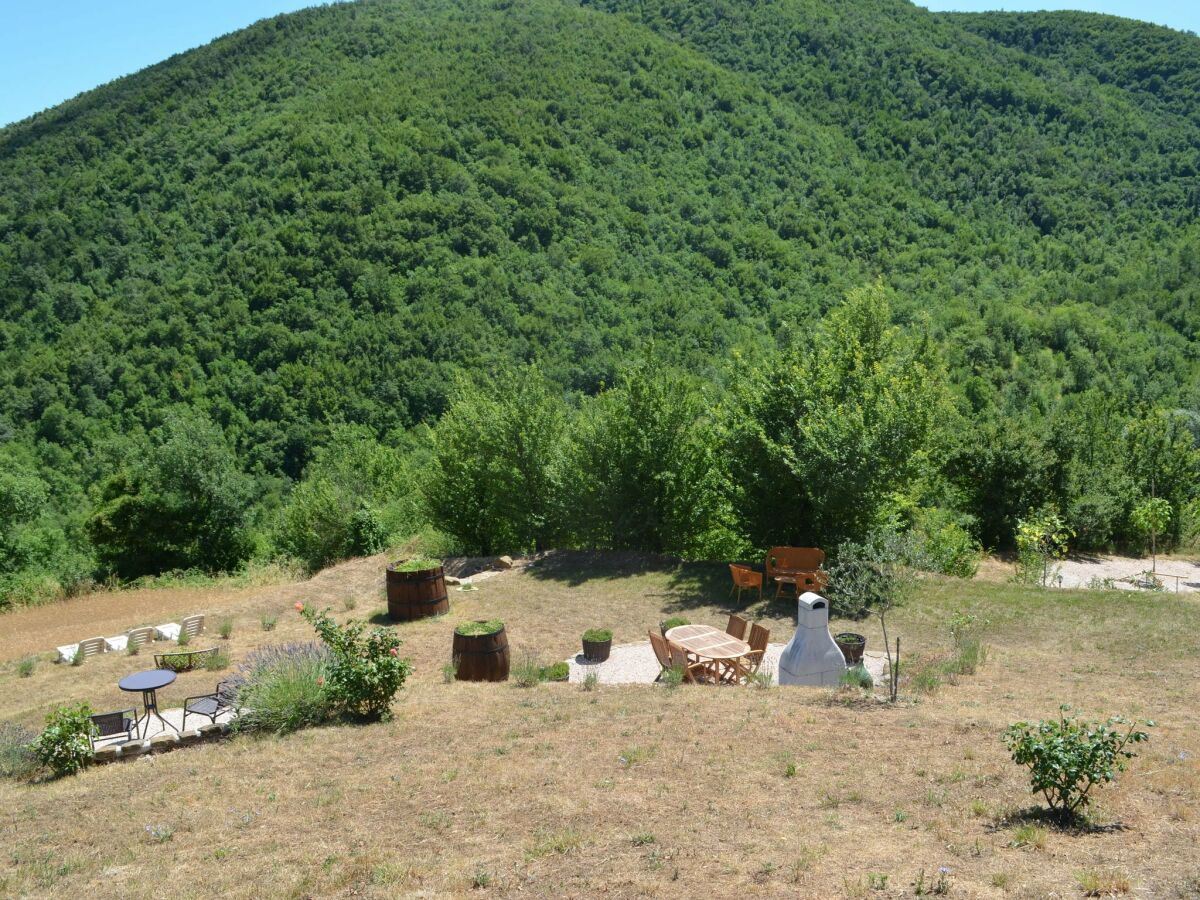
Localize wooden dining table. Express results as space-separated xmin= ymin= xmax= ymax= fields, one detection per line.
xmin=665 ymin=624 xmax=750 ymax=682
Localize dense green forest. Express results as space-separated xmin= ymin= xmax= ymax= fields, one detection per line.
xmin=2 ymin=0 xmax=1199 ymax=605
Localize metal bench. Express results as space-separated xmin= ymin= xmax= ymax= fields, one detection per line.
xmin=153 ymin=647 xmax=218 ymax=673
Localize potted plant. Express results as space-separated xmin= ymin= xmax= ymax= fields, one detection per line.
xmin=386 ymin=557 xmax=448 ymax=621
xmin=834 ymin=632 xmax=866 ymax=665
xmin=451 ymin=619 xmax=509 ymax=682
xmin=582 ymin=628 xmax=613 ymax=662
xmin=659 ymin=616 xmax=689 ymax=637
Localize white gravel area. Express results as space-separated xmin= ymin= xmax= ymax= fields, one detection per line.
xmin=1053 ymin=555 xmax=1200 ymax=593
xmin=567 ymin=642 xmax=888 ymax=686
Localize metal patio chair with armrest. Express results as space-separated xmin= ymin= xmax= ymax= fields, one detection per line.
xmin=183 ymin=681 xmax=234 ymax=730
xmin=89 ymin=708 xmax=137 ymax=749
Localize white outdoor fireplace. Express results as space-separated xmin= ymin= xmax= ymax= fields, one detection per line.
xmin=777 ymin=592 xmax=847 ymax=686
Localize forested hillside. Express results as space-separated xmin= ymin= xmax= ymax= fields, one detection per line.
xmin=2 ymin=0 xmax=1199 ymax=603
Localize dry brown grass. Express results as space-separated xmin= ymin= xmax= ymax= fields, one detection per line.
xmin=2 ymin=550 xmax=1199 ymax=898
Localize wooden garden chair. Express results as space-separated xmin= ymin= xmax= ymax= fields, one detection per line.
xmin=648 ymin=630 xmax=673 ymax=682
xmin=765 ymin=548 xmax=827 ymax=598
xmin=668 ymin=641 xmax=714 ymax=684
xmin=726 ymin=614 xmax=749 ymax=641
xmin=741 ymin=623 xmax=771 ymax=675
xmin=728 ymin=564 xmax=763 ymax=604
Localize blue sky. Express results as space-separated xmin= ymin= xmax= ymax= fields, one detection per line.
xmin=1 ymin=1 xmax=1197 ymax=128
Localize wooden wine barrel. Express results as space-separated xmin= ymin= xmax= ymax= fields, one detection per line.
xmin=386 ymin=562 xmax=449 ymax=621
xmin=453 ymin=624 xmax=510 ymax=682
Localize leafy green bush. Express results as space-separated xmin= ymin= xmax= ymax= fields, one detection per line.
xmin=1003 ymin=707 xmax=1152 ymax=819
xmin=839 ymin=664 xmax=873 ymax=691
xmin=0 ymin=721 xmax=40 ymax=780
xmin=913 ymin=509 xmax=982 ymax=578
xmin=540 ymin=661 xmax=570 ymax=682
xmin=660 ymin=616 xmax=689 ymax=632
xmin=582 ymin=628 xmax=612 ymax=643
xmin=298 ymin=604 xmax=413 ymax=720
xmin=455 ymin=620 xmax=504 ymax=637
xmin=1015 ymin=507 xmax=1073 ymax=586
xmin=30 ymin=703 xmax=95 ymax=777
xmin=230 ymin=642 xmax=332 ymax=735
xmin=204 ymin=650 xmax=231 ymax=672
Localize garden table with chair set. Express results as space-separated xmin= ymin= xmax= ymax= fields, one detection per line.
xmin=650 ymin=618 xmax=770 ymax=685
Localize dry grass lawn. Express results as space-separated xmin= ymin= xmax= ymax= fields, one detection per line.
xmin=1 ymin=550 xmax=1199 ymax=898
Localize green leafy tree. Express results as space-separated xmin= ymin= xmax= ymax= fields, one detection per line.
xmin=425 ymin=366 xmax=569 ymax=555
xmin=1014 ymin=507 xmax=1073 ymax=587
xmin=277 ymin=425 xmax=424 ymax=571
xmin=731 ymin=284 xmax=946 ymax=549
xmin=1129 ymin=497 xmax=1171 ymax=569
xmin=571 ymin=355 xmax=739 ymax=558
xmin=86 ymin=412 xmax=254 ymax=579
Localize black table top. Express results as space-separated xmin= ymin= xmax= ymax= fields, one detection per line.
xmin=118 ymin=669 xmax=177 ymax=692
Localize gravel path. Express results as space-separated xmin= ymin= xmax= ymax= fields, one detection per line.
xmin=567 ymin=642 xmax=888 ymax=686
xmin=1052 ymin=555 xmax=1200 ymax=593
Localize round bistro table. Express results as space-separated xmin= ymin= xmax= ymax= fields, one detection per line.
xmin=119 ymin=669 xmax=179 ymax=740
xmin=665 ymin=624 xmax=751 ymax=682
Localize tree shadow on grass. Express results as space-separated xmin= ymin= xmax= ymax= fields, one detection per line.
xmin=526 ymin=549 xmax=797 ymax=618
xmin=988 ymin=805 xmax=1130 ymax=835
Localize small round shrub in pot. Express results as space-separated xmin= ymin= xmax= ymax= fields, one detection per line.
xmin=581 ymin=628 xmax=613 ymax=662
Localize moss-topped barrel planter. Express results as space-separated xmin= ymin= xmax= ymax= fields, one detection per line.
xmin=452 ymin=620 xmax=509 ymax=682
xmin=582 ymin=628 xmax=613 ymax=662
xmin=386 ymin=558 xmax=449 ymax=622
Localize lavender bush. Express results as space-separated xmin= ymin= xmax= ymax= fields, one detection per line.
xmin=227 ymin=641 xmax=332 ymax=734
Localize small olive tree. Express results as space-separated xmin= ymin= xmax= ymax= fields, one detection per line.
xmin=1129 ymin=497 xmax=1171 ymax=570
xmin=827 ymin=529 xmax=922 ymax=702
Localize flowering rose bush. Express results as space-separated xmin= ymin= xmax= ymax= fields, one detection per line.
xmin=298 ymin=605 xmax=412 ymax=720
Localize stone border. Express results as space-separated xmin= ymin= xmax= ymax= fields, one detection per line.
xmin=90 ymin=721 xmax=232 ymax=765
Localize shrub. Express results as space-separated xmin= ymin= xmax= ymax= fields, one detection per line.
xmin=261 ymin=613 xmax=277 ymax=632
xmin=204 ymin=650 xmax=231 ymax=671
xmin=1015 ymin=507 xmax=1073 ymax=587
xmin=582 ymin=671 xmax=599 ymax=691
xmin=582 ymin=628 xmax=612 ymax=643
xmin=511 ymin=652 xmax=543 ymax=688
xmin=0 ymin=721 xmax=40 ymax=780
xmin=914 ymin=509 xmax=982 ymax=578
xmin=455 ymin=619 xmax=503 ymax=637
xmin=228 ymin=642 xmax=332 ymax=734
xmin=1003 ymin=706 xmax=1152 ymax=820
xmin=30 ymin=703 xmax=95 ymax=777
xmin=540 ymin=661 xmax=570 ymax=682
xmin=217 ymin=618 xmax=234 ymax=639
xmin=441 ymin=661 xmax=458 ymax=683
xmin=839 ymin=664 xmax=873 ymax=691
xmin=298 ymin=604 xmax=413 ymax=720
xmin=17 ymin=656 xmax=35 ymax=678
xmin=660 ymin=616 xmax=689 ymax=631
xmin=177 ymin=629 xmax=190 ymax=647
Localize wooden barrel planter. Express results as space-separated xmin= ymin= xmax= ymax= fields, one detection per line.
xmin=386 ymin=560 xmax=449 ymax=622
xmin=452 ymin=620 xmax=509 ymax=682
xmin=834 ymin=632 xmax=866 ymax=666
xmin=582 ymin=629 xmax=613 ymax=663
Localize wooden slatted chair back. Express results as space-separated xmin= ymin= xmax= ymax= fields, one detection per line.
xmin=667 ymin=641 xmax=693 ymax=679
xmin=726 ymin=614 xmax=749 ymax=641
xmin=748 ymin=623 xmax=770 ymax=654
xmin=648 ymin=630 xmax=672 ymax=670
